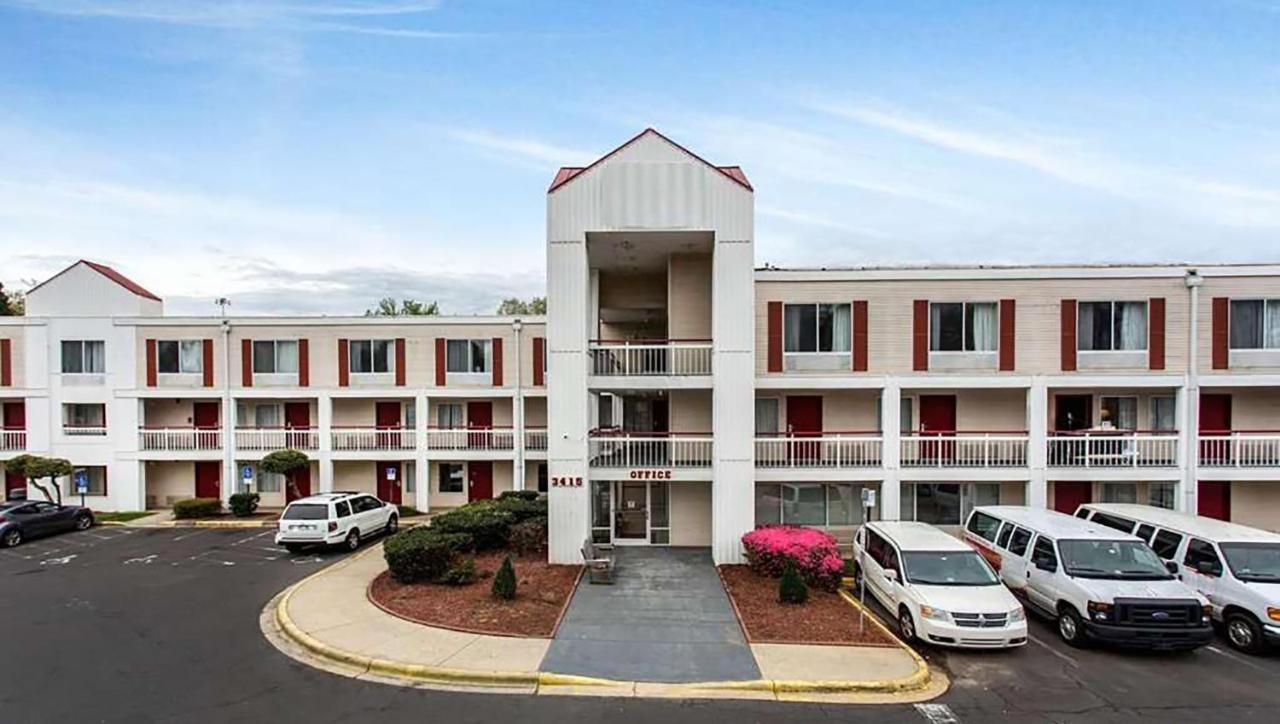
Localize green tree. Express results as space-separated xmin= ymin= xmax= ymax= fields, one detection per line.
xmin=260 ymin=449 xmax=311 ymax=500
xmin=778 ymin=561 xmax=809 ymax=605
xmin=365 ymin=297 xmax=440 ymax=317
xmin=492 ymin=555 xmax=517 ymax=600
xmin=0 ymin=282 xmax=23 ymax=316
xmin=495 ymin=297 xmax=546 ymax=315
xmin=7 ymin=454 xmax=73 ymax=505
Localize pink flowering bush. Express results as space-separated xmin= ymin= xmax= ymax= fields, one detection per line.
xmin=742 ymin=526 xmax=844 ymax=591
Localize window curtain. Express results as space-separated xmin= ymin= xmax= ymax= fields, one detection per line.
xmin=830 ymin=304 xmax=851 ymax=352
xmin=179 ymin=340 xmax=202 ymax=373
xmin=85 ymin=341 xmax=105 ymax=373
xmin=754 ymin=398 xmax=779 ymax=435
xmin=784 ymin=305 xmax=809 ymax=352
xmin=1151 ymin=397 xmax=1176 ymax=431
xmin=1268 ymin=300 xmax=1280 ymax=349
xmin=276 ymin=341 xmax=299 ymax=373
xmin=1103 ymin=397 xmax=1138 ymax=429
xmin=1116 ymin=302 xmax=1147 ymax=350
xmin=469 ymin=340 xmax=489 ymax=372
xmin=969 ymin=303 xmax=998 ymax=351
xmin=255 ymin=405 xmax=281 ymax=428
xmin=446 ymin=340 xmax=467 ymax=372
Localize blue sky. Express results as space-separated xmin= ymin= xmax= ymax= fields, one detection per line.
xmin=0 ymin=1 xmax=1277 ymax=315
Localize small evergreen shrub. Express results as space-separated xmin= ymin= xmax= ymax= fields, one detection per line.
xmin=229 ymin=492 xmax=260 ymax=517
xmin=383 ymin=528 xmax=473 ymax=584
xmin=438 ymin=557 xmax=477 ymax=586
xmin=494 ymin=495 xmax=547 ymax=524
xmin=492 ymin=555 xmax=517 ymax=600
xmin=779 ymin=562 xmax=809 ymax=605
xmin=498 ymin=490 xmax=540 ymax=502
xmin=173 ymin=497 xmax=222 ymax=519
xmin=509 ymin=516 xmax=548 ymax=556
xmin=742 ymin=526 xmax=843 ymax=591
xmin=430 ymin=502 xmax=514 ymax=550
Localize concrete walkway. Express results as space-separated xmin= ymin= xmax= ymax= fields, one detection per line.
xmin=541 ymin=548 xmax=760 ymax=683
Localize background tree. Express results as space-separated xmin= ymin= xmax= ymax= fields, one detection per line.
xmin=7 ymin=454 xmax=73 ymax=505
xmin=0 ymin=282 xmax=24 ymax=316
xmin=495 ymin=297 xmax=546 ymax=315
xmin=365 ymin=298 xmax=440 ymax=317
xmin=260 ymin=449 xmax=310 ymax=500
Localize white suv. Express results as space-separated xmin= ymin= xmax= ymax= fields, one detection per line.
xmin=275 ymin=492 xmax=398 ymax=553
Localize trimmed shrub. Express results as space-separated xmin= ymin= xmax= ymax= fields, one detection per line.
xmin=383 ymin=527 xmax=474 ymax=584
xmin=779 ymin=561 xmax=809 ymax=604
xmin=229 ymin=492 xmax=260 ymax=517
xmin=742 ymin=526 xmax=843 ymax=591
xmin=173 ymin=497 xmax=222 ymax=519
xmin=492 ymin=555 xmax=517 ymax=600
xmin=439 ymin=557 xmax=477 ymax=586
xmin=509 ymin=516 xmax=548 ymax=557
xmin=430 ymin=502 xmax=514 ymax=550
xmin=498 ymin=490 xmax=540 ymax=502
xmin=494 ymin=495 xmax=547 ymax=524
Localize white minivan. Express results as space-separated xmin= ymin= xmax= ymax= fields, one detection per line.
xmin=1076 ymin=503 xmax=1280 ymax=654
xmin=276 ymin=492 xmax=398 ymax=552
xmin=853 ymin=521 xmax=1028 ymax=648
xmin=965 ymin=506 xmax=1213 ymax=650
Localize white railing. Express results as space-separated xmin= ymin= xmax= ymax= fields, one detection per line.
xmin=900 ymin=433 xmax=1029 ymax=468
xmin=1199 ymin=433 xmax=1280 ymax=468
xmin=235 ymin=427 xmax=319 ymax=451
xmin=426 ymin=427 xmax=516 ymax=451
xmin=0 ymin=428 xmax=25 ymax=451
xmin=755 ymin=435 xmax=882 ymax=468
xmin=331 ymin=427 xmax=416 ymax=452
xmin=63 ymin=425 xmax=107 ymax=437
xmin=589 ymin=340 xmax=713 ymax=376
xmin=525 ymin=427 xmax=547 ymax=451
xmin=1047 ymin=432 xmax=1179 ymax=468
xmin=139 ymin=427 xmax=222 ymax=451
xmin=588 ymin=432 xmax=713 ymax=468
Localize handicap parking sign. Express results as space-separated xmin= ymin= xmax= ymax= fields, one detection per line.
xmin=242 ymin=465 xmax=253 ymax=481
xmin=74 ymin=469 xmax=89 ymax=494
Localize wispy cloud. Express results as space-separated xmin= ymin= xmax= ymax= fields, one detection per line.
xmin=447 ymin=129 xmax=595 ymax=169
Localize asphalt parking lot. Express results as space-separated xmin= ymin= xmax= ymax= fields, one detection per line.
xmin=4 ymin=528 xmax=1280 ymax=723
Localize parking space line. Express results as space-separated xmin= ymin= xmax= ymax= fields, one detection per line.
xmin=1206 ymin=645 xmax=1278 ymax=677
xmin=1028 ymin=634 xmax=1078 ymax=667
xmin=914 ymin=703 xmax=960 ymax=724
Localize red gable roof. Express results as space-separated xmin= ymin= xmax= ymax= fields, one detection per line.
xmin=29 ymin=260 xmax=162 ymax=302
xmin=548 ymin=128 xmax=753 ymax=194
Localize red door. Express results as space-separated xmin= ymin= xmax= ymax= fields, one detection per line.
xmin=468 ymin=462 xmax=493 ymax=502
xmin=3 ymin=401 xmax=25 ymax=451
xmin=287 ymin=464 xmax=312 ymax=502
xmin=786 ymin=396 xmax=823 ymax=462
xmin=1199 ymin=481 xmax=1231 ymax=521
xmin=375 ymin=401 xmax=402 ymax=449
xmin=1054 ymin=481 xmax=1093 ymax=514
xmin=284 ymin=402 xmax=310 ymax=449
xmin=194 ymin=461 xmax=220 ymax=499
xmin=467 ymin=401 xmax=493 ymax=449
xmin=919 ymin=395 xmax=958 ymax=461
xmin=377 ymin=462 xmax=402 ymax=505
xmin=1199 ymin=394 xmax=1233 ymax=465
xmin=4 ymin=469 xmax=24 ymax=500
xmin=193 ymin=401 xmax=219 ymax=450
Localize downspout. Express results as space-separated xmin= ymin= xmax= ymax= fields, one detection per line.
xmin=1184 ymin=269 xmax=1202 ymax=513
xmin=221 ymin=315 xmax=234 ymax=504
xmin=513 ymin=318 xmax=524 ymax=490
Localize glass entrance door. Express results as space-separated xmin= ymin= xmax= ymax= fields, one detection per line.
xmin=614 ymin=482 xmax=648 ymax=541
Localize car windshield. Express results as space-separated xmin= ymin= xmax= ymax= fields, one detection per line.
xmin=1057 ymin=539 xmax=1172 ymax=580
xmin=281 ymin=504 xmax=328 ymax=521
xmin=1220 ymin=543 xmax=1280 ymax=583
xmin=902 ymin=551 xmax=1000 ymax=586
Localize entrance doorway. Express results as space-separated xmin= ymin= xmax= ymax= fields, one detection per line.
xmin=377 ymin=462 xmax=403 ymax=505
xmin=1199 ymin=481 xmax=1231 ymax=521
xmin=591 ymin=480 xmax=672 ymax=545
xmin=919 ymin=394 xmax=957 ymax=461
xmin=467 ymin=461 xmax=493 ymax=502
xmin=194 ymin=461 xmax=220 ymax=499
xmin=1055 ymin=395 xmax=1092 ymax=431
xmin=615 ymin=482 xmax=648 ymax=540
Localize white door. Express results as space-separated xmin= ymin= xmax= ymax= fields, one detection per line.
xmin=1026 ymin=535 xmax=1061 ymax=612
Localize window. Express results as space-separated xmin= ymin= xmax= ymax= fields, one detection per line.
xmin=1100 ymin=396 xmax=1138 ymax=430
xmin=754 ymin=483 xmax=870 ymax=527
xmin=1100 ymin=483 xmax=1138 ymax=505
xmin=930 ymin=302 xmax=997 ymax=352
xmin=902 ymin=483 xmax=999 ymax=526
xmin=1091 ymin=511 xmax=1136 ymax=533
xmin=755 ymin=398 xmax=779 ymax=435
xmin=446 ymin=339 xmax=491 ymax=373
xmin=158 ymin=340 xmax=203 ymax=374
xmin=1148 ymin=483 xmax=1175 ymax=510
xmin=875 ymin=396 xmax=914 ymax=432
xmin=882 ymin=545 xmax=901 ymax=576
xmin=1078 ymin=301 xmax=1147 ymax=351
xmin=866 ymin=530 xmax=888 ymax=566
xmin=61 ymin=340 xmax=105 ymax=374
xmin=754 ymin=484 xmax=781 ymax=526
xmin=254 ymin=404 xmax=282 ymax=429
xmin=349 ymin=340 xmax=394 ymax=374
xmin=783 ymin=303 xmax=851 ymax=353
xmin=966 ymin=511 xmax=1002 ymax=542
xmin=335 ymin=501 xmax=352 ymax=518
xmin=598 ymin=393 xmax=616 ymax=429
xmin=63 ymin=404 xmax=106 ymax=433
xmin=439 ymin=463 xmax=464 ymax=493
xmin=256 ymin=468 xmax=283 ymax=493
xmin=1008 ymin=527 xmax=1033 ymax=556
xmin=537 ymin=464 xmax=548 ymax=494
xmin=1230 ymin=299 xmax=1280 ymax=350
xmin=1151 ymin=529 xmax=1184 ymax=559
xmin=404 ymin=463 xmax=415 ymax=494
xmin=1031 ymin=537 xmax=1058 ymax=570
xmin=1184 ymin=538 xmax=1223 ymax=576
xmin=996 ymin=523 xmax=1014 ymax=549
xmin=781 ymin=483 xmax=826 ymax=525
xmin=64 ymin=466 xmax=107 ymax=496
xmin=437 ymin=403 xmax=464 ymax=429
xmin=1135 ymin=524 xmax=1156 ymax=543
xmin=252 ymin=340 xmax=299 ymax=374
xmin=1150 ymin=396 xmax=1176 ymax=432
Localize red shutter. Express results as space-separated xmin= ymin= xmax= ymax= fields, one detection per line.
xmin=0 ymin=338 xmax=10 ymax=387
xmin=912 ymin=300 xmax=929 ymax=371
xmin=852 ymin=300 xmax=868 ymax=372
xmin=395 ymin=338 xmax=406 ymax=386
xmin=435 ymin=338 xmax=446 ymax=386
xmin=999 ymin=299 xmax=1016 ymax=372
xmin=298 ymin=339 xmax=310 ymax=387
xmin=766 ymin=301 xmax=783 ymax=372
xmin=1212 ymin=297 xmax=1229 ymax=370
xmin=145 ymin=339 xmax=157 ymax=387
xmin=241 ymin=340 xmax=252 ymax=387
xmin=1061 ymin=300 xmax=1077 ymax=372
xmin=1149 ymin=297 xmax=1166 ymax=371
xmin=202 ymin=339 xmax=214 ymax=387
xmin=337 ymin=339 xmax=348 ymax=387
xmin=532 ymin=336 xmax=545 ymax=386
xmin=492 ymin=337 xmax=504 ymax=386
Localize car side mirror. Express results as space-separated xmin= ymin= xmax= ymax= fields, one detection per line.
xmin=1164 ymin=560 xmax=1179 ymax=575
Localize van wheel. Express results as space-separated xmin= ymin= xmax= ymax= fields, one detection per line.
xmin=898 ymin=607 xmax=918 ymax=644
xmin=1226 ymin=612 xmax=1265 ymax=654
xmin=1057 ymin=606 xmax=1087 ymax=647
xmin=344 ymin=529 xmax=360 ymax=551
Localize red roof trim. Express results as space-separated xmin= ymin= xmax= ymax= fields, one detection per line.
xmin=547 ymin=128 xmax=753 ymax=194
xmin=28 ymin=260 xmax=162 ymax=302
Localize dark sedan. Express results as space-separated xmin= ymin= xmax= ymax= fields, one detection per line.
xmin=0 ymin=501 xmax=94 ymax=547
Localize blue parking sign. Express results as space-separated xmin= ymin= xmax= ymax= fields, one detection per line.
xmin=74 ymin=469 xmax=89 ymax=494
xmin=242 ymin=465 xmax=253 ymax=481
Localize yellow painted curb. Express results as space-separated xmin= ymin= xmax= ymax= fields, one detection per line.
xmin=837 ymin=588 xmax=933 ymax=689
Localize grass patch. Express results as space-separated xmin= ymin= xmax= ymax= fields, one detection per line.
xmin=93 ymin=511 xmax=153 ymax=523
xmin=397 ymin=505 xmax=423 ymax=517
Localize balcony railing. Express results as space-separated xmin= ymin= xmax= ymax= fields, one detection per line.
xmin=1047 ymin=431 xmax=1178 ymax=468
xmin=901 ymin=432 xmax=1029 ymax=468
xmin=1 ymin=427 xmax=25 ymax=451
xmin=426 ymin=426 xmax=516 ymax=452
xmin=63 ymin=424 xmax=107 ymax=437
xmin=589 ymin=339 xmax=712 ymax=376
xmin=525 ymin=427 xmax=547 ymax=451
xmin=1199 ymin=431 xmax=1280 ymax=468
xmin=331 ymin=427 xmax=416 ymax=452
xmin=588 ymin=431 xmax=713 ymax=468
xmin=755 ymin=433 xmax=882 ymax=468
xmin=139 ymin=427 xmax=222 ymax=451
xmin=235 ymin=427 xmax=319 ymax=451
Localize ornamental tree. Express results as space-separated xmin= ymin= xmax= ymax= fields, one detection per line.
xmin=8 ymin=454 xmax=73 ymax=506
xmin=260 ymin=449 xmax=310 ymax=500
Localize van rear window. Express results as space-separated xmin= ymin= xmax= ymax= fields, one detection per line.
xmin=1008 ymin=527 xmax=1032 ymax=556
xmin=966 ymin=512 xmax=1002 ymax=542
xmin=282 ymin=504 xmax=328 ymax=520
xmin=1091 ymin=513 xmax=1136 ymax=534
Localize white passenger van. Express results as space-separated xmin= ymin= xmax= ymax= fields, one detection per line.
xmin=1075 ymin=503 xmax=1280 ymax=654
xmin=964 ymin=506 xmax=1213 ymax=650
xmin=853 ymin=521 xmax=1027 ymax=649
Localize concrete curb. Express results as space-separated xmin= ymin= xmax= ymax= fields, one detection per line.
xmin=268 ymin=547 xmax=941 ymax=701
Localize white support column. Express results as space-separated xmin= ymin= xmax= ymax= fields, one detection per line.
xmin=1177 ymin=382 xmax=1197 ymax=513
xmin=547 ymin=238 xmax=591 ymax=564
xmin=318 ymin=395 xmax=334 ymax=493
xmin=1027 ymin=377 xmax=1049 ymax=509
xmin=416 ymin=393 xmax=430 ymax=511
xmin=880 ymin=380 xmax=901 ymax=521
xmin=711 ymin=237 xmax=756 ymax=564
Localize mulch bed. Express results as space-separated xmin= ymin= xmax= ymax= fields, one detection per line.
xmin=718 ymin=565 xmax=896 ymax=647
xmin=369 ymin=551 xmax=582 ymax=638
